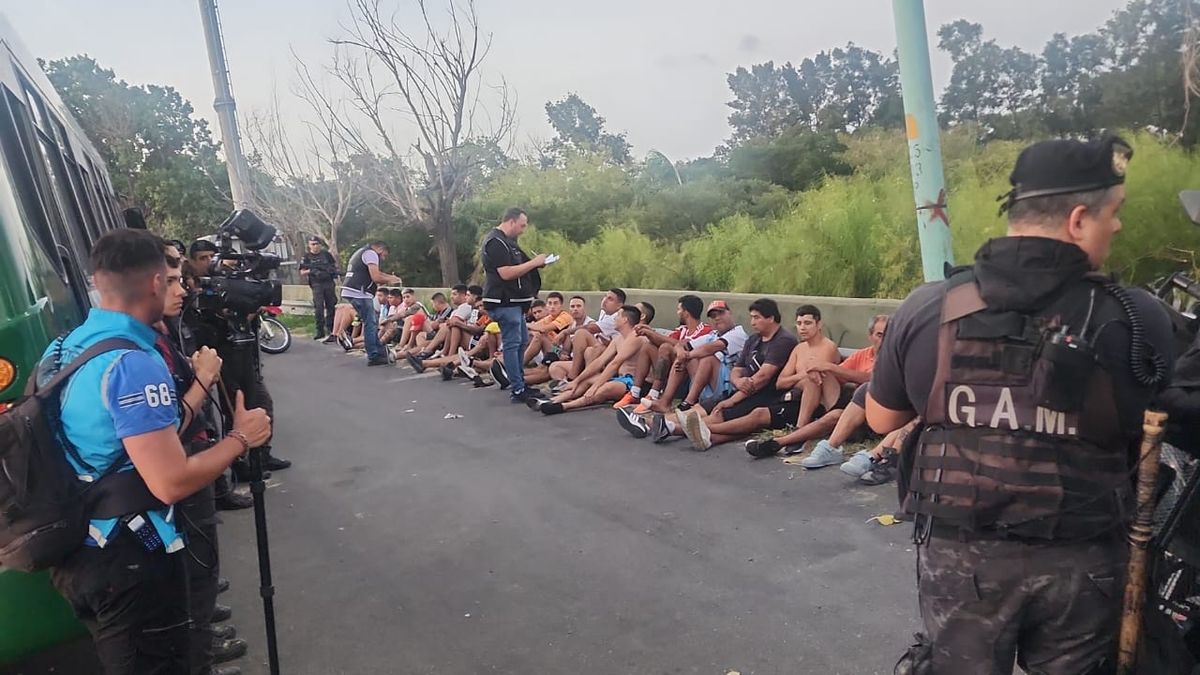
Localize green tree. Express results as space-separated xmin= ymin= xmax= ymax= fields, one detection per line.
xmin=543 ymin=93 xmax=633 ymax=165
xmin=937 ymin=20 xmax=1042 ymax=135
xmin=727 ymin=127 xmax=851 ymax=191
xmin=43 ymin=55 xmax=232 ymax=241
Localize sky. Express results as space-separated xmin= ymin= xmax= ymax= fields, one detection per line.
xmin=7 ymin=0 xmax=1131 ymax=161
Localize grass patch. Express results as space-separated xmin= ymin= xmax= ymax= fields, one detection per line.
xmin=274 ymin=312 xmax=315 ymax=336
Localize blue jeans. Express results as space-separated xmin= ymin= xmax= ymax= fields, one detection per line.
xmin=349 ymin=296 xmax=384 ymax=362
xmin=490 ymin=305 xmax=529 ymax=394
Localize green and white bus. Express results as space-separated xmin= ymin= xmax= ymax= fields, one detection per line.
xmin=0 ymin=14 xmax=125 ymax=664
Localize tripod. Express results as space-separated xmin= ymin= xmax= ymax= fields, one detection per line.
xmin=217 ymin=334 xmax=282 ymax=675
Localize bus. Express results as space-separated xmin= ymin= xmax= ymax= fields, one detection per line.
xmin=0 ymin=14 xmax=125 ymax=664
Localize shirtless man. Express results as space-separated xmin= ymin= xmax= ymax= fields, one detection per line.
xmin=396 ymin=292 xmax=450 ymax=356
xmin=564 ymin=288 xmax=625 ymax=380
xmin=528 ymin=305 xmax=648 ymax=415
xmin=773 ymin=304 xmax=843 ymax=430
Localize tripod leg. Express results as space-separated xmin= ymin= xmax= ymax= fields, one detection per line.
xmin=249 ymin=448 xmax=282 ymax=675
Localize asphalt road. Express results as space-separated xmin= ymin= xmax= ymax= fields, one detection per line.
xmin=12 ymin=338 xmax=921 ymax=675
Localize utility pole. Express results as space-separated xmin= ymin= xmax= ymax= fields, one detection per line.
xmin=198 ymin=0 xmax=251 ymax=209
xmin=892 ymin=0 xmax=954 ymax=281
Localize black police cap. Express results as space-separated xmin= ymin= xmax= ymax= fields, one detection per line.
xmin=1001 ymin=135 xmax=1132 ymax=210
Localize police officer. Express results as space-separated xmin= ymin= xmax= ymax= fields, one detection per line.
xmin=340 ymin=240 xmax=402 ymax=366
xmin=298 ymin=236 xmax=339 ymax=341
xmin=45 ymin=229 xmax=271 ymax=675
xmin=480 ymin=207 xmax=546 ymax=402
xmin=867 ymin=135 xmax=1177 ymax=674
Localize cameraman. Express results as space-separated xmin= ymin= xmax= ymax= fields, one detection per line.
xmin=340 ymin=240 xmax=402 ymax=366
xmin=44 ymin=229 xmax=270 ymax=675
xmin=186 ymin=240 xmax=293 ymax=475
xmin=299 ymin=236 xmax=338 ymax=341
xmin=156 ymin=243 xmax=246 ymax=675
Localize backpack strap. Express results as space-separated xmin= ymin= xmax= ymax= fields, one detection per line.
xmin=34 ymin=338 xmax=142 ymax=398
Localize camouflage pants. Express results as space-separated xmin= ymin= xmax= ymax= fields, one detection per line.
xmin=916 ymin=534 xmax=1126 ymax=675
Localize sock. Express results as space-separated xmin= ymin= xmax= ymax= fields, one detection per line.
xmin=665 ymin=418 xmax=677 ymax=433
xmin=630 ymin=386 xmax=642 ymax=399
xmin=647 ymin=389 xmax=660 ymax=400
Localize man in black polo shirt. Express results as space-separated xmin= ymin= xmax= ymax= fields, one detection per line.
xmin=480 ymin=208 xmax=547 ymax=402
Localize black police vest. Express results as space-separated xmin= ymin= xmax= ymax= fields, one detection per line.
xmin=907 ymin=271 xmax=1132 ymax=541
xmin=343 ymin=246 xmax=376 ymax=296
xmin=480 ymin=228 xmax=539 ymax=308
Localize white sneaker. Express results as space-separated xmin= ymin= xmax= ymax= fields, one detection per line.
xmin=801 ymin=440 xmax=843 ymax=469
xmin=458 ymin=348 xmax=471 ymax=369
xmin=676 ymin=408 xmax=712 ymax=451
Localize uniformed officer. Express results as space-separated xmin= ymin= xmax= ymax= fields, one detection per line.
xmin=298 ymin=236 xmax=339 ymax=341
xmin=45 ymin=229 xmax=271 ymax=675
xmin=867 ymin=136 xmax=1177 ymax=674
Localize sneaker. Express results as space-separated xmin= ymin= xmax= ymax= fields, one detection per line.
xmin=649 ymin=413 xmax=671 ymax=444
xmin=676 ymin=400 xmax=694 ymax=412
xmin=406 ymin=354 xmax=425 ymax=373
xmin=491 ymin=360 xmax=511 ymax=390
xmin=322 ymin=334 xmax=338 ymax=344
xmin=458 ymin=363 xmax=480 ymax=380
xmin=612 ymin=392 xmax=639 ymax=410
xmin=540 ymin=401 xmax=565 ymax=415
xmin=616 ymin=408 xmax=649 ymax=438
xmin=473 ymin=375 xmax=492 ymax=388
xmin=745 ymin=438 xmax=781 ymax=459
xmin=859 ymin=464 xmax=896 ymax=486
xmin=440 ymin=364 xmax=455 ymax=381
xmin=313 ymin=332 xmax=326 ymax=341
xmin=677 ymin=408 xmax=711 ymax=451
xmin=367 ymin=357 xmax=391 ymax=367
xmin=509 ymin=389 xmax=533 ymax=404
xmin=458 ymin=348 xmax=472 ymax=369
xmin=339 ymin=334 xmax=354 ymax=351
xmin=839 ymin=449 xmax=874 ymax=478
xmin=551 ymin=379 xmax=570 ymax=394
xmin=859 ymin=449 xmax=899 ymax=485
xmin=387 ymin=347 xmax=397 ymax=364
xmin=631 ymin=395 xmax=659 ymax=415
xmin=525 ymin=395 xmax=550 ymax=410
xmin=801 ymin=440 xmax=844 ymax=469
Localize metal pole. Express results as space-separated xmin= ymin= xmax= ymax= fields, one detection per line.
xmin=892 ymin=0 xmax=954 ymax=281
xmin=198 ymin=0 xmax=251 ymax=209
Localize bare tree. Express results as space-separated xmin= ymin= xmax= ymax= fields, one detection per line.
xmin=243 ymin=64 xmax=363 ymax=257
xmin=330 ymin=0 xmax=516 ymax=284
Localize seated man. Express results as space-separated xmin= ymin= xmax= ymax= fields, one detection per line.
xmin=745 ymin=314 xmax=889 ymax=463
xmin=564 ymin=288 xmax=625 ymax=381
xmin=523 ymin=292 xmax=574 ymax=364
xmin=636 ymin=301 xmax=655 ymax=326
xmin=544 ymin=295 xmax=598 ymax=382
xmin=407 ymin=284 xmax=472 ymax=363
xmin=397 ymin=292 xmax=450 ymax=356
xmin=772 ymin=305 xmax=844 ymax=430
xmin=656 ymin=299 xmax=799 ymax=450
xmin=378 ymin=288 xmax=408 ymax=343
xmin=624 ymin=300 xmax=746 ymax=422
xmin=528 ymin=305 xmax=648 ymax=415
xmin=626 ymin=295 xmax=711 ymax=411
xmin=410 ymin=286 xmax=486 ymax=372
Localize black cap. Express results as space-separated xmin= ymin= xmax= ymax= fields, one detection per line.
xmin=307 ymin=236 xmax=323 ymax=245
xmin=1001 ymin=135 xmax=1132 ymax=211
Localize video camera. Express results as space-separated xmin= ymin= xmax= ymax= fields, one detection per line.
xmin=194 ymin=210 xmax=284 ymax=318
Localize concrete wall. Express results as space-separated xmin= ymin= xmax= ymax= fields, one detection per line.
xmin=285 ymin=285 xmax=901 ymax=349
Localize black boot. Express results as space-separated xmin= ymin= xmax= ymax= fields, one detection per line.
xmin=261 ymin=448 xmax=292 ymax=471
xmin=212 ymin=637 xmax=248 ymax=664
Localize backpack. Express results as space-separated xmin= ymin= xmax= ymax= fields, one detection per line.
xmin=0 ymin=337 xmax=165 ymax=571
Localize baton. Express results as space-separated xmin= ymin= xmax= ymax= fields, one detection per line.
xmin=1116 ymin=409 xmax=1169 ymax=675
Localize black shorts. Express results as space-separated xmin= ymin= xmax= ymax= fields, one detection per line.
xmin=719 ymin=389 xmax=785 ymax=424
xmin=766 ymin=384 xmax=858 ymax=429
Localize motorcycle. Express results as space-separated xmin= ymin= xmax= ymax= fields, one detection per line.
xmin=257 ymin=306 xmax=291 ymax=354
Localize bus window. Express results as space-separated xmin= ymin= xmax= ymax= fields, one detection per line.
xmin=0 ymin=89 xmax=57 ymax=266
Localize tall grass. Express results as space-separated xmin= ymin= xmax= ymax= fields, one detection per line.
xmin=516 ymin=129 xmax=1200 ymax=298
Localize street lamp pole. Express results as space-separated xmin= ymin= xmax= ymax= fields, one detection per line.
xmin=198 ymin=0 xmax=252 ymax=210
xmin=893 ymin=0 xmax=954 ymax=281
